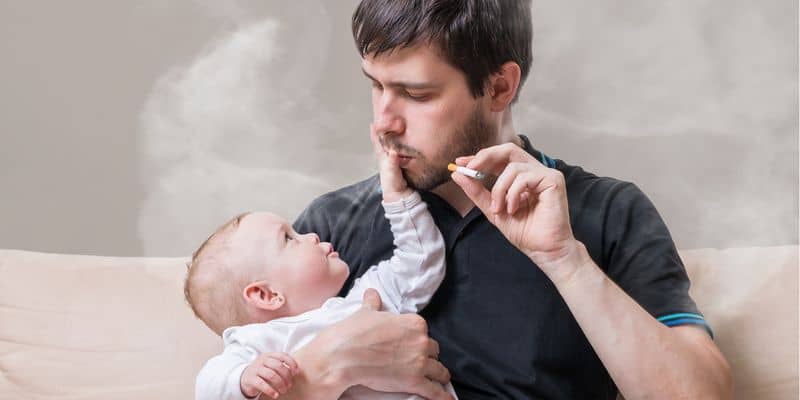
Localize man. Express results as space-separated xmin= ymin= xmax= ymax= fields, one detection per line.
xmin=280 ymin=0 xmax=733 ymax=399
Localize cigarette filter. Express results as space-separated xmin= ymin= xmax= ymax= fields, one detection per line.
xmin=448 ymin=163 xmax=485 ymax=180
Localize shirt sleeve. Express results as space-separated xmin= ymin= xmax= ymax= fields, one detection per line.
xmin=602 ymin=182 xmax=713 ymax=337
xmin=195 ymin=327 xmax=272 ymax=400
xmin=194 ymin=344 xmax=255 ymax=400
xmin=345 ymin=191 xmax=446 ymax=314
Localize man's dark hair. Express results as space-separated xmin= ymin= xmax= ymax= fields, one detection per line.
xmin=352 ymin=0 xmax=533 ymax=102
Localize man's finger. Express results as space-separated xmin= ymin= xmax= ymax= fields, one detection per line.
xmin=454 ymin=155 xmax=475 ymax=165
xmin=426 ymin=338 xmax=440 ymax=358
xmin=466 ymin=142 xmax=536 ymax=175
xmin=410 ymin=377 xmax=454 ymax=400
xmin=423 ymin=357 xmax=451 ymax=385
xmin=451 ymin=172 xmax=493 ymax=215
xmin=506 ymin=171 xmax=542 ymax=215
xmin=361 ymin=288 xmax=383 ymax=311
xmin=465 ymin=143 xmax=517 ymax=175
xmin=491 ymin=162 xmax=528 ymax=214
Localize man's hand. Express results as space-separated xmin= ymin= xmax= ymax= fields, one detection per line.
xmin=370 ymin=123 xmax=413 ymax=203
xmin=316 ymin=289 xmax=453 ymax=399
xmin=451 ymin=143 xmax=582 ymax=283
xmin=240 ymin=352 xmax=299 ymax=399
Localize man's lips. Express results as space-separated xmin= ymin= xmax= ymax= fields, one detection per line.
xmin=397 ymin=155 xmax=413 ymax=167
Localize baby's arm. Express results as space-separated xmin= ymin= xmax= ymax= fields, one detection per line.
xmin=195 ymin=331 xmax=297 ymax=400
xmin=344 ymin=126 xmax=446 ymax=313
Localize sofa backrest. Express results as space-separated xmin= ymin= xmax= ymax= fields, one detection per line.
xmin=0 ymin=246 xmax=797 ymax=399
xmin=0 ymin=251 xmax=219 ymax=399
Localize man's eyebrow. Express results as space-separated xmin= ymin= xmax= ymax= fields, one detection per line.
xmin=361 ymin=67 xmax=439 ymax=90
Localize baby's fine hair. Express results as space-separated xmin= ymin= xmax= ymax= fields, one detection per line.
xmin=184 ymin=212 xmax=251 ymax=335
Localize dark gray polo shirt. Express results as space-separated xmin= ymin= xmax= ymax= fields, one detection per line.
xmin=294 ymin=135 xmax=709 ymax=399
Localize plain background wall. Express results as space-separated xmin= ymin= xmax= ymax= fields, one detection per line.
xmin=0 ymin=0 xmax=797 ymax=257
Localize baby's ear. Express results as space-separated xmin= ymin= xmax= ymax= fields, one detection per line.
xmin=243 ymin=281 xmax=285 ymax=311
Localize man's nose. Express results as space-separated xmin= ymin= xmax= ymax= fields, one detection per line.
xmin=373 ymin=97 xmax=405 ymax=136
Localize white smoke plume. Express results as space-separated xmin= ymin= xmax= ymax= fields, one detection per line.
xmin=137 ymin=3 xmax=371 ymax=256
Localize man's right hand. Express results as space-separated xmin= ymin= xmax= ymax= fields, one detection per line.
xmin=318 ymin=289 xmax=454 ymax=399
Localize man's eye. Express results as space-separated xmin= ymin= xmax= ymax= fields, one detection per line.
xmin=405 ymin=92 xmax=429 ymax=101
xmin=371 ymin=81 xmax=383 ymax=90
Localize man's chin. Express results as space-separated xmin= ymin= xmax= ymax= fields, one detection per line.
xmin=402 ymin=169 xmax=450 ymax=192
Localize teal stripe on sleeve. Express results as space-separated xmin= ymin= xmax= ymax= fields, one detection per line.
xmin=657 ymin=313 xmax=705 ymax=322
xmin=657 ymin=313 xmax=714 ymax=338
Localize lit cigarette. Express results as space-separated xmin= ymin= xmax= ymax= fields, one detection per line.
xmin=448 ymin=163 xmax=485 ymax=180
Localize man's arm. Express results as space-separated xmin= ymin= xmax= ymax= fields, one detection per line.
xmin=452 ymin=144 xmax=733 ymax=399
xmin=542 ymin=240 xmax=732 ymax=399
xmin=279 ymin=289 xmax=453 ymax=400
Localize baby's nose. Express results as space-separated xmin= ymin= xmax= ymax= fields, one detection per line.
xmin=304 ymin=232 xmax=320 ymax=244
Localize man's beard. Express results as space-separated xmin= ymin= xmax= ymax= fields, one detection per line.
xmin=399 ymin=108 xmax=496 ymax=191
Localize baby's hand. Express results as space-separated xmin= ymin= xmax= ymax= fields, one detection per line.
xmin=370 ymin=123 xmax=414 ymax=202
xmin=240 ymin=352 xmax=299 ymax=399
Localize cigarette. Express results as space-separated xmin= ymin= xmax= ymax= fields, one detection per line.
xmin=448 ymin=163 xmax=485 ymax=180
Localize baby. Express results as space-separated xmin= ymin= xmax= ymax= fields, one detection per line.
xmin=184 ymin=131 xmax=456 ymax=400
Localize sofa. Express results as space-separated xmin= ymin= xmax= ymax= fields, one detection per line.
xmin=0 ymin=246 xmax=797 ymax=399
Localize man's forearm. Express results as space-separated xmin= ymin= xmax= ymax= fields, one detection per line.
xmin=544 ymin=240 xmax=733 ymax=399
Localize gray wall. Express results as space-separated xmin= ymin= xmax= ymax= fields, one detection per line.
xmin=0 ymin=1 xmax=796 ymax=257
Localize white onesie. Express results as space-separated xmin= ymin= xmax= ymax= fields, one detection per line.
xmin=195 ymin=192 xmax=457 ymax=399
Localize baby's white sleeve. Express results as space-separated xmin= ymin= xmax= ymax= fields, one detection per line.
xmin=195 ymin=329 xmax=261 ymax=400
xmin=346 ymin=191 xmax=446 ymax=313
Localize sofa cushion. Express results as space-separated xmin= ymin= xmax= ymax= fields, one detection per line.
xmin=681 ymin=245 xmax=798 ymax=399
xmin=0 ymin=250 xmax=219 ymax=399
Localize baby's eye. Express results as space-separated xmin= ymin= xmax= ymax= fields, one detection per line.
xmin=285 ymin=233 xmax=293 ymax=242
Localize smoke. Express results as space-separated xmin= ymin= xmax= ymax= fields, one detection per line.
xmin=136 ymin=2 xmax=371 ymax=256
xmin=514 ymin=0 xmax=798 ymax=248
xmin=518 ymin=0 xmax=795 ymax=139
xmin=136 ymin=0 xmax=796 ymax=256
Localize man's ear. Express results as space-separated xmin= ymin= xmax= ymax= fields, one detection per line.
xmin=486 ymin=61 xmax=522 ymax=112
xmin=243 ymin=281 xmax=285 ymax=311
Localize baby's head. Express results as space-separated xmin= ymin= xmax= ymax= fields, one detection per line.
xmin=184 ymin=211 xmax=350 ymax=335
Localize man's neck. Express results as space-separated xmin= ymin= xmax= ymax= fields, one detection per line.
xmin=431 ymin=132 xmax=523 ymax=218
xmin=431 ymin=181 xmax=475 ymax=217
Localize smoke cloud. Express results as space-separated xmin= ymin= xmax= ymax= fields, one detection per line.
xmin=137 ymin=2 xmax=372 ymax=256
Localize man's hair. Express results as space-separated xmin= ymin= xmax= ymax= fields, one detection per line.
xmin=184 ymin=212 xmax=251 ymax=336
xmin=352 ymin=0 xmax=533 ymax=102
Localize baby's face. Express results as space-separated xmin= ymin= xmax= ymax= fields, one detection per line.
xmin=230 ymin=212 xmax=350 ymax=312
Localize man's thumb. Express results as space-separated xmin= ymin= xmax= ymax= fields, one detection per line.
xmin=451 ymin=172 xmax=492 ymax=214
xmin=361 ymin=288 xmax=383 ymax=311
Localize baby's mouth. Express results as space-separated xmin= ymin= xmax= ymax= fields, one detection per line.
xmin=323 ymin=243 xmax=337 ymax=257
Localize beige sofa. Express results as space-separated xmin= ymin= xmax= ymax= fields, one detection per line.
xmin=1 ymin=246 xmax=797 ymax=399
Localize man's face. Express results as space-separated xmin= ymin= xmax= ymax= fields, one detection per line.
xmin=362 ymin=45 xmax=497 ymax=191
